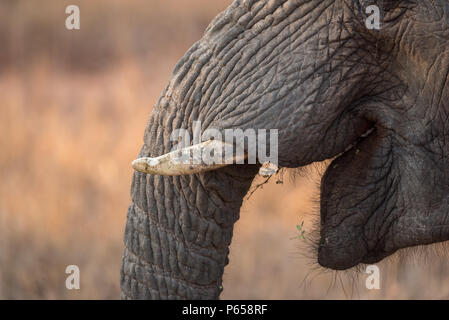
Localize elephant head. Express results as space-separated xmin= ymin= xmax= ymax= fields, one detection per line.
xmin=121 ymin=0 xmax=449 ymax=299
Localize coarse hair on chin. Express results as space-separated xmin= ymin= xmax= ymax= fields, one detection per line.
xmin=293 ymin=162 xmax=449 ymax=298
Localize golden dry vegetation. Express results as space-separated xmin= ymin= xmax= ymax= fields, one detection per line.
xmin=1 ymin=0 xmax=449 ymax=299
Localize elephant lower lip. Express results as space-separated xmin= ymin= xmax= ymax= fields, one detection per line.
xmin=318 ymin=125 xmax=380 ymax=271
xmin=318 ymin=244 xmax=388 ymax=270
xmin=318 ymin=242 xmax=367 ymax=270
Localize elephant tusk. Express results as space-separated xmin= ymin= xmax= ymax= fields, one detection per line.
xmin=132 ymin=140 xmax=280 ymax=177
xmin=131 ymin=140 xmax=247 ymax=176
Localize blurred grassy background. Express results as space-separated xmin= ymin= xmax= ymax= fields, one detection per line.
xmin=1 ymin=0 xmax=449 ymax=299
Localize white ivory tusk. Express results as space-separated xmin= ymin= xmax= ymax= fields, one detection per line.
xmin=132 ymin=140 xmax=281 ymax=177
xmin=132 ymin=140 xmax=247 ymax=176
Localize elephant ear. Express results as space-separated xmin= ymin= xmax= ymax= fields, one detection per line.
xmin=318 ymin=125 xmax=449 ymax=270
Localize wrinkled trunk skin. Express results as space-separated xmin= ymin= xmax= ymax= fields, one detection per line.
xmin=119 ymin=2 xmax=266 ymax=300
xmin=121 ymin=140 xmax=258 ymax=299
xmin=119 ymin=1 xmax=262 ymax=299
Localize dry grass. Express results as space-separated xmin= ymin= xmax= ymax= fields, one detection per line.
xmin=1 ymin=0 xmax=449 ymax=299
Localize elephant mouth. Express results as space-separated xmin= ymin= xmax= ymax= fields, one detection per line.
xmin=318 ymin=125 xmax=387 ymax=270
xmin=333 ymin=127 xmax=376 ymax=160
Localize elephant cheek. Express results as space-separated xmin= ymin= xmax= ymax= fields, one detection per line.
xmin=318 ymin=131 xmax=398 ymax=270
xmin=385 ymin=166 xmax=449 ymax=253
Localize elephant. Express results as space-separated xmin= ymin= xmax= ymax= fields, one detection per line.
xmin=120 ymin=0 xmax=449 ymax=299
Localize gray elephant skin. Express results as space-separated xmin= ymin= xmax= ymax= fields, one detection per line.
xmin=120 ymin=0 xmax=449 ymax=299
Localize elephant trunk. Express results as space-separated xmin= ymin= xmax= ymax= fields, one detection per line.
xmin=120 ymin=108 xmax=258 ymax=298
